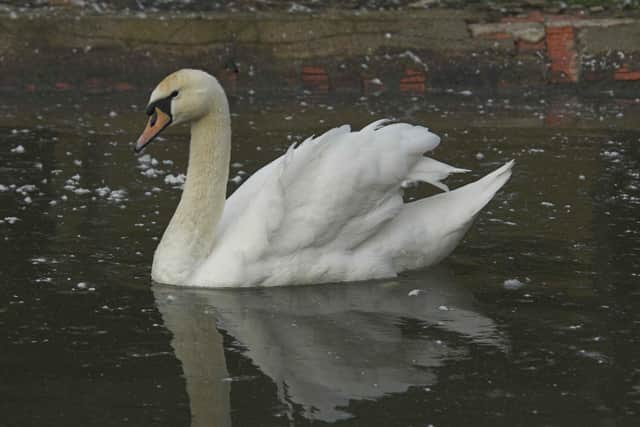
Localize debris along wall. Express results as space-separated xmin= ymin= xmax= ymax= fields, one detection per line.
xmin=1 ymin=8 xmax=639 ymax=95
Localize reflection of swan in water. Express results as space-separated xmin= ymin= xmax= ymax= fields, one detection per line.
xmin=153 ymin=267 xmax=506 ymax=424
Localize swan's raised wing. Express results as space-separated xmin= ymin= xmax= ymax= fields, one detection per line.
xmin=189 ymin=121 xmax=467 ymax=287
xmin=265 ymin=121 xmax=437 ymax=253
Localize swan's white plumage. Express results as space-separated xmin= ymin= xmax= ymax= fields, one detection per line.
xmin=143 ymin=69 xmax=513 ymax=288
xmin=189 ymin=121 xmax=511 ymax=287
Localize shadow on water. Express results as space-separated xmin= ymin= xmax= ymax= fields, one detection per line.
xmin=153 ymin=266 xmax=506 ymax=426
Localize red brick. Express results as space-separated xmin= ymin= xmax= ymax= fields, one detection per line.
xmin=55 ymin=82 xmax=72 ymax=90
xmin=400 ymin=68 xmax=426 ymax=94
xmin=302 ymin=66 xmax=329 ymax=92
xmin=614 ymin=65 xmax=640 ymax=81
xmin=113 ymin=82 xmax=135 ymax=91
xmin=302 ymin=66 xmax=327 ymax=75
xmin=546 ymin=26 xmax=579 ymax=83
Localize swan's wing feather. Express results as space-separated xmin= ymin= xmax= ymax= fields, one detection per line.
xmin=260 ymin=121 xmax=442 ymax=254
xmin=405 ymin=157 xmax=469 ymax=192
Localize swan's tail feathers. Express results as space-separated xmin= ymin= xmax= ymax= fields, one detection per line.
xmin=365 ymin=160 xmax=514 ymax=272
xmin=457 ymin=159 xmax=514 ymax=219
xmin=405 ymin=157 xmax=470 ymax=192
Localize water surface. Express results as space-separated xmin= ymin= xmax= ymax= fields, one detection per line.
xmin=1 ymin=89 xmax=639 ymax=426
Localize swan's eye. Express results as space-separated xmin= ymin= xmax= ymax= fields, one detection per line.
xmin=149 ymin=110 xmax=158 ymax=126
xmin=171 ymin=90 xmax=179 ymax=98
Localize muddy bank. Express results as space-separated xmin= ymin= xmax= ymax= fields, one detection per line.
xmin=1 ymin=8 xmax=639 ymax=96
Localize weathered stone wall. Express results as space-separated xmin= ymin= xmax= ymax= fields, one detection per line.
xmin=0 ymin=9 xmax=639 ymax=95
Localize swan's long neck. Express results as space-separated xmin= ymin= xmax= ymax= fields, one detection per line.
xmin=152 ymin=104 xmax=231 ymax=284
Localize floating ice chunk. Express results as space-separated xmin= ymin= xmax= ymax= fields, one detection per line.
xmin=165 ymin=174 xmax=186 ymax=186
xmin=408 ymin=289 xmax=421 ymax=296
xmin=109 ymin=111 xmax=118 ymax=118
xmin=475 ymin=152 xmax=485 ymax=160
xmin=230 ymin=175 xmax=243 ymax=184
xmin=4 ymin=217 xmax=20 ymax=224
xmin=107 ymin=189 xmax=127 ymax=202
xmin=576 ymin=349 xmax=608 ymax=364
xmin=141 ymin=168 xmax=162 ymax=178
xmin=0 ymin=184 xmax=7 ymax=192
xmin=138 ymin=154 xmax=159 ymax=167
xmin=138 ymin=154 xmax=152 ymax=164
xmin=438 ymin=305 xmax=449 ymax=311
xmin=11 ymin=145 xmax=25 ymax=154
xmin=578 ymin=174 xmax=586 ymax=181
xmin=76 ymin=282 xmax=87 ymax=289
xmin=16 ymin=184 xmax=37 ymax=195
xmin=71 ymin=174 xmax=80 ymax=181
xmin=541 ymin=201 xmax=554 ymax=207
xmin=95 ymin=186 xmax=111 ymax=197
xmin=74 ymin=160 xmax=82 ymax=166
xmin=23 ymin=196 xmax=32 ymax=204
xmin=288 ymin=2 xmax=311 ymax=12
xmin=459 ymin=90 xmax=472 ymax=96
xmin=74 ymin=188 xmax=91 ymax=195
xmin=503 ymin=278 xmax=525 ymax=290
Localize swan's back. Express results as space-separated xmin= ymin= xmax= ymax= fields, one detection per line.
xmin=185 ymin=121 xmax=512 ymax=287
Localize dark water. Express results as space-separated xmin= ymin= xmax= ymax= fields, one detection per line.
xmin=1 ymin=88 xmax=639 ymax=426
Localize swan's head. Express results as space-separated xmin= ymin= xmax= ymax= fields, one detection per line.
xmin=135 ymin=69 xmax=225 ymax=153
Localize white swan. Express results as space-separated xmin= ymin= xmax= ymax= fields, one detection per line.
xmin=135 ymin=69 xmax=513 ymax=288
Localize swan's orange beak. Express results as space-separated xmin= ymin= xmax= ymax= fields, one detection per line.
xmin=135 ymin=107 xmax=172 ymax=153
